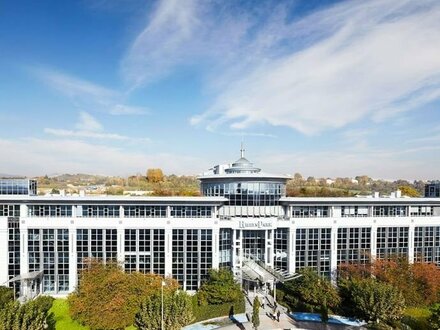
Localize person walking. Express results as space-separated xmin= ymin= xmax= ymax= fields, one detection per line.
xmin=277 ymin=310 xmax=281 ymax=322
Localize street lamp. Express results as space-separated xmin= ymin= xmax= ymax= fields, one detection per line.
xmin=161 ymin=280 xmax=166 ymax=330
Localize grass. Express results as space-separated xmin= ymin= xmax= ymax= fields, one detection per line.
xmin=49 ymin=299 xmax=136 ymax=330
xmin=49 ymin=299 xmax=88 ymax=330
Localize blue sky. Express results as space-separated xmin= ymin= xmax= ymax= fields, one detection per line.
xmin=1 ymin=0 xmax=440 ymax=180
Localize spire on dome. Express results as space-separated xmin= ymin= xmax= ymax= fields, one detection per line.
xmin=240 ymin=141 xmax=245 ymax=158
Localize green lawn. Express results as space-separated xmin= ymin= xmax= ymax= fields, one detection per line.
xmin=49 ymin=299 xmax=136 ymax=330
xmin=49 ymin=299 xmax=88 ymax=330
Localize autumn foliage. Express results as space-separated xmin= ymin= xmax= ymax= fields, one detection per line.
xmin=338 ymin=257 xmax=440 ymax=307
xmin=68 ymin=259 xmax=178 ymax=329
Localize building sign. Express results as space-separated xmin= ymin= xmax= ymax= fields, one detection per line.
xmin=239 ymin=220 xmax=273 ymax=229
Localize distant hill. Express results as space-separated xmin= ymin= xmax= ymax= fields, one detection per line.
xmin=50 ymin=173 xmax=108 ymax=181
xmin=0 ymin=174 xmax=25 ymax=178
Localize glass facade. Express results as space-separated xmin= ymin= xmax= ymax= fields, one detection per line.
xmin=28 ymin=228 xmax=69 ymax=293
xmin=242 ymin=230 xmax=265 ymax=261
xmin=219 ymin=228 xmax=232 ymax=268
xmin=0 ymin=204 xmax=20 ymax=217
xmin=274 ymin=228 xmax=288 ymax=271
xmin=296 ymin=228 xmax=331 ymax=277
xmin=81 ymin=205 xmax=120 ymax=217
xmin=76 ymin=229 xmax=117 ymax=272
xmin=373 ymin=206 xmax=407 ymax=217
xmin=337 ymin=227 xmax=371 ymax=264
xmin=124 ymin=229 xmax=165 ymax=275
xmin=0 ymin=179 xmax=37 ymax=195
xmin=7 ymin=217 xmax=20 ymax=287
xmin=172 ymin=229 xmax=212 ymax=290
xmin=124 ymin=206 xmax=166 ymax=218
xmin=28 ymin=205 xmax=72 ymax=217
xmin=202 ymin=181 xmax=285 ymax=206
xmin=170 ymin=206 xmax=212 ymax=218
xmin=341 ymin=206 xmax=369 ymax=217
xmin=414 ymin=226 xmax=440 ymax=266
xmin=376 ymin=227 xmax=409 ymax=259
xmin=292 ymin=206 xmax=329 ymax=218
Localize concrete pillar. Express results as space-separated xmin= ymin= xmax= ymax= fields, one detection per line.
xmin=0 ymin=217 xmax=9 ymax=284
xmin=164 ymin=228 xmax=173 ymax=277
xmin=69 ymin=228 xmax=77 ymax=291
xmin=288 ymin=226 xmax=296 ymax=274
xmin=330 ymin=227 xmax=338 ymax=283
xmin=212 ymin=227 xmax=220 ymax=269
xmin=371 ymin=224 xmax=377 ymax=261
xmin=408 ymin=223 xmax=415 ymax=264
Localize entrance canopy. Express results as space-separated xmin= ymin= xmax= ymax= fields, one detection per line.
xmin=5 ymin=270 xmax=43 ymax=284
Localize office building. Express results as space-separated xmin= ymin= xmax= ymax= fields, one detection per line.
xmin=1 ymin=150 xmax=440 ymax=298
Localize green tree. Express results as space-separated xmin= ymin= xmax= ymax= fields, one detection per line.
xmin=429 ymin=303 xmax=440 ymax=329
xmin=252 ymin=297 xmax=260 ymax=330
xmin=346 ymin=278 xmax=405 ymax=325
xmin=197 ymin=269 xmax=243 ymax=305
xmin=283 ymin=268 xmax=340 ymax=314
xmin=135 ymin=290 xmax=193 ymax=330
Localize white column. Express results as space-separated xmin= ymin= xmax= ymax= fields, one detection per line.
xmin=117 ymin=228 xmax=125 ymax=263
xmin=330 ymin=227 xmax=338 ymax=283
xmin=164 ymin=228 xmax=172 ymax=277
xmin=408 ymin=222 xmax=415 ymax=264
xmin=0 ymin=218 xmax=9 ymax=284
xmin=288 ymin=226 xmax=296 ymax=274
xmin=266 ymin=229 xmax=274 ymax=268
xmin=212 ymin=227 xmax=220 ymax=269
xmin=21 ymin=229 xmax=29 ymax=274
xmin=69 ymin=227 xmax=77 ymax=292
xmin=371 ymin=223 xmax=377 ymax=261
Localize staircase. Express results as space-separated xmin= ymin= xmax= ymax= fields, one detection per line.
xmin=242 ymin=257 xmax=301 ymax=283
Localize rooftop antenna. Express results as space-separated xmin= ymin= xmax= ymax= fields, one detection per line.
xmin=240 ymin=139 xmax=245 ymax=158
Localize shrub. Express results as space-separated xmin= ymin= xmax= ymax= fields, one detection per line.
xmin=135 ymin=290 xmax=193 ymax=330
xmin=0 ymin=295 xmax=54 ymax=330
xmin=0 ymin=286 xmax=14 ymax=309
xmin=191 ymin=295 xmax=245 ymax=323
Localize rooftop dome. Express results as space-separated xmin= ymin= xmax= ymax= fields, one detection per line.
xmin=224 ymin=145 xmax=261 ymax=174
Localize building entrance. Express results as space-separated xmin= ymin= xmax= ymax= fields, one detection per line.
xmin=242 ymin=230 xmax=265 ymax=262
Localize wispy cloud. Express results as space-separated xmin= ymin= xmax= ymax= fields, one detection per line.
xmin=122 ymin=0 xmax=440 ymax=135
xmin=44 ymin=112 xmax=150 ymax=143
xmin=32 ymin=67 xmax=148 ymax=115
xmin=121 ymin=0 xmax=200 ymax=88
xmin=75 ymin=111 xmax=103 ymax=131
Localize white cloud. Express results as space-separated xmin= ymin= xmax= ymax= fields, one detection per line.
xmin=196 ymin=0 xmax=440 ymax=135
xmin=122 ymin=0 xmax=440 ymax=135
xmin=75 ymin=112 xmax=103 ymax=131
xmin=0 ymin=137 xmax=206 ymax=176
xmin=121 ymin=0 xmax=201 ymax=88
xmin=44 ymin=128 xmax=150 ymax=143
xmin=32 ymin=67 xmax=148 ymax=115
xmin=44 ymin=112 xmax=150 ymax=143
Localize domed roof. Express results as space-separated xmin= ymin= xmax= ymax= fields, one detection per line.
xmin=225 ymin=146 xmax=261 ymax=174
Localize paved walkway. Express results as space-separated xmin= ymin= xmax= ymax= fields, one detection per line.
xmin=217 ymin=291 xmax=366 ymax=330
